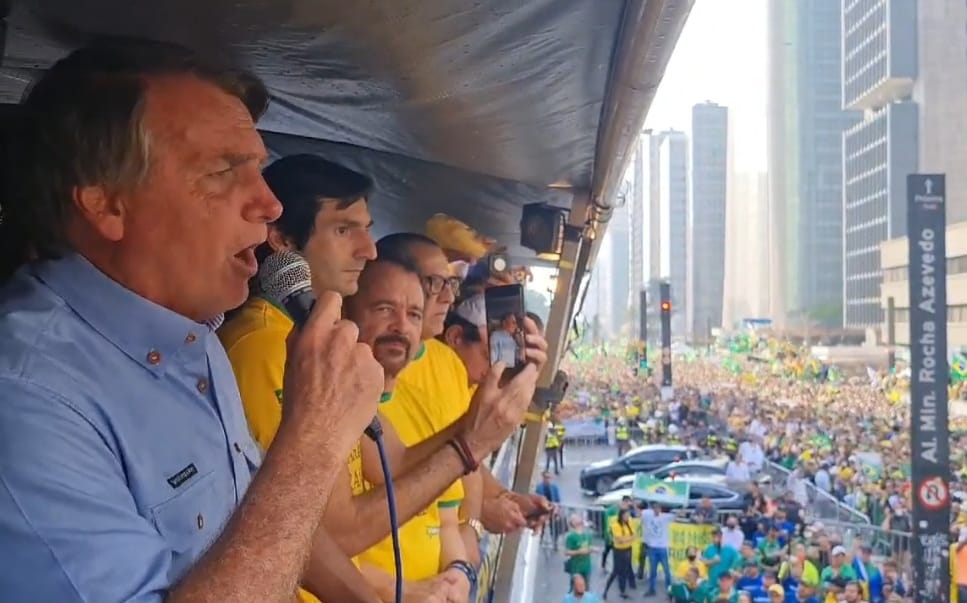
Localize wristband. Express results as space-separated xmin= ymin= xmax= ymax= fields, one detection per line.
xmin=453 ymin=434 xmax=479 ymax=472
xmin=447 ymin=560 xmax=478 ymax=586
xmin=450 ymin=435 xmax=480 ymax=475
xmin=447 ymin=439 xmax=476 ymax=475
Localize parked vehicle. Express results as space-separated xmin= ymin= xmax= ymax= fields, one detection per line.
xmin=605 ymin=459 xmax=772 ymax=492
xmin=579 ymin=444 xmax=700 ymax=495
xmin=593 ymin=477 xmax=748 ymax=512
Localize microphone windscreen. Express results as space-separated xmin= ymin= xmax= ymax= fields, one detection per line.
xmin=257 ymin=250 xmax=312 ymax=305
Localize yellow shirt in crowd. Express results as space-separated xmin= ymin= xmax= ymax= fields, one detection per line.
xmin=218 ymin=296 xmax=366 ymax=603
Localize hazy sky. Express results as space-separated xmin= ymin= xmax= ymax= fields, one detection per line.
xmin=644 ymin=0 xmax=768 ymax=173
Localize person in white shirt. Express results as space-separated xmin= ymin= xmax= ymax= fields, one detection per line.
xmin=721 ymin=516 xmax=745 ymax=552
xmin=813 ymin=463 xmax=832 ymax=493
xmin=738 ymin=437 xmax=765 ymax=474
xmin=640 ymin=503 xmax=674 ymax=596
xmin=726 ymin=452 xmax=751 ymax=483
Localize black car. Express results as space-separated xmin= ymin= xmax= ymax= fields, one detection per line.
xmin=579 ymin=444 xmax=700 ymax=495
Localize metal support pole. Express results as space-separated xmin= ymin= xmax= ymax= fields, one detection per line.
xmin=491 ymin=192 xmax=591 ymax=601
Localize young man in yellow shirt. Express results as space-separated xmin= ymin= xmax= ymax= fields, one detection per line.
xmin=219 ymin=155 xmax=545 ymax=602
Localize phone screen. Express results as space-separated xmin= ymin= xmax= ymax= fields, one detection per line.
xmin=484 ymin=284 xmax=527 ymax=374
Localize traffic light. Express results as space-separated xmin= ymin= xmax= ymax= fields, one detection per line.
xmin=659 ymin=281 xmax=672 ymax=387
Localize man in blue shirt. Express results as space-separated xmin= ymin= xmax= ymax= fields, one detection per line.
xmin=0 ymin=38 xmax=541 ymax=603
xmin=0 ymin=38 xmax=387 ymax=603
xmin=535 ymin=471 xmax=562 ymax=549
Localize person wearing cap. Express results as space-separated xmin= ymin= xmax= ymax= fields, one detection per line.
xmin=820 ymin=545 xmax=856 ymax=602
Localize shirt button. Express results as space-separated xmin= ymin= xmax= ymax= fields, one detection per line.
xmin=185 ymin=332 xmax=197 ymax=344
xmin=197 ymin=379 xmax=209 ymax=394
xmin=197 ymin=514 xmax=205 ymax=530
xmin=234 ymin=442 xmax=242 ymax=453
xmin=146 ymin=350 xmax=162 ymax=365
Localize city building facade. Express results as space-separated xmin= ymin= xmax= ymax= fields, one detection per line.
xmin=687 ymin=102 xmax=729 ymax=339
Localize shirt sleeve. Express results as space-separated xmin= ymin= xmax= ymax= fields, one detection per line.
xmin=0 ymin=378 xmax=173 ymax=603
xmin=437 ymin=479 xmax=464 ymax=509
xmin=222 ymin=327 xmax=288 ymax=451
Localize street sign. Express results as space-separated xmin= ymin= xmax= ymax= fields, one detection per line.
xmin=906 ymin=173 xmax=951 ymax=602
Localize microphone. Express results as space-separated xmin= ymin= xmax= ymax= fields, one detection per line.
xmin=258 ymin=250 xmax=383 ymax=441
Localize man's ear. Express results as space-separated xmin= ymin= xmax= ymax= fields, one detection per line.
xmin=267 ymin=225 xmax=296 ymax=253
xmin=72 ymin=184 xmax=125 ymax=242
xmin=443 ymin=324 xmax=462 ymax=348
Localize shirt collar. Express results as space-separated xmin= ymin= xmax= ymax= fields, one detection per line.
xmin=33 ymin=253 xmax=212 ymax=376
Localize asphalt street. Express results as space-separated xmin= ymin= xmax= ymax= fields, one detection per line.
xmin=529 ymin=443 xmax=667 ymax=603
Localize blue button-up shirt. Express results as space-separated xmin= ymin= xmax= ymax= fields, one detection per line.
xmin=0 ymin=254 xmax=262 ymax=603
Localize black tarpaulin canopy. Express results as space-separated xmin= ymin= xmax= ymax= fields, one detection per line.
xmin=0 ymin=0 xmax=690 ymax=264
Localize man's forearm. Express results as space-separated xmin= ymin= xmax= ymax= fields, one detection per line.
xmin=168 ymin=426 xmax=345 ymax=603
xmin=458 ymin=524 xmax=482 ymax=567
xmin=327 ymin=445 xmax=470 ymax=556
xmin=397 ymin=420 xmax=462 ymax=476
xmin=303 ymin=527 xmax=381 ymax=603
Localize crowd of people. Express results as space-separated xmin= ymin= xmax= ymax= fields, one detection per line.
xmin=546 ymin=344 xmax=967 ymax=602
xmin=0 ymin=39 xmax=558 ymax=603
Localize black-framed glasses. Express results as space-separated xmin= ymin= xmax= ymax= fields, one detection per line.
xmin=422 ymin=275 xmax=462 ymax=296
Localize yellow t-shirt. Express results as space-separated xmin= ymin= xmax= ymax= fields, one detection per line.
xmin=357 ymin=340 xmax=470 ymax=579
xmin=609 ymin=518 xmax=635 ymax=550
xmin=218 ymin=296 xmax=366 ymax=603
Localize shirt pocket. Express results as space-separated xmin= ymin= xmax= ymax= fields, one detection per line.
xmin=149 ymin=471 xmax=224 ymax=557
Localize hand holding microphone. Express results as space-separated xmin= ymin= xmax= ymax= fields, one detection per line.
xmin=261 ymin=251 xmax=383 ymax=459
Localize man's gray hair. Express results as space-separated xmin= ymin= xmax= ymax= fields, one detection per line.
xmin=0 ymin=36 xmax=269 ymax=279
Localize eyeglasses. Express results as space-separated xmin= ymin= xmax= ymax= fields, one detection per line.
xmin=422 ymin=275 xmax=462 ymax=296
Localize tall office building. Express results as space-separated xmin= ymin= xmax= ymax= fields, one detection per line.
xmin=687 ymin=102 xmax=729 ymax=339
xmin=628 ymin=137 xmax=646 ymax=340
xmin=658 ymin=129 xmax=689 ymax=336
xmin=767 ymin=0 xmax=858 ymax=328
xmin=723 ymin=171 xmax=770 ymax=326
xmin=645 ymin=130 xmax=664 ymax=282
xmin=842 ymin=0 xmax=918 ymax=329
xmin=643 ymin=130 xmax=664 ymax=345
xmin=843 ymin=0 xmax=967 ymax=334
xmin=916 ymin=0 xmax=967 ymax=224
xmin=607 ymin=196 xmax=632 ymax=336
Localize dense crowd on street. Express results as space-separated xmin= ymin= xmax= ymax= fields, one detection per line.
xmin=546 ymin=341 xmax=967 ymax=602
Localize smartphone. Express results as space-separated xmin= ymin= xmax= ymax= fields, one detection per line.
xmin=484 ymin=284 xmax=527 ymax=377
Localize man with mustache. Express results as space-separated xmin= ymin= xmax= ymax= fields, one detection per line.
xmin=343 ymin=256 xmax=473 ymax=602
xmin=219 ymin=156 xmax=544 ymax=602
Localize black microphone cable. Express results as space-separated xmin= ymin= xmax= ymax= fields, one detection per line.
xmin=364 ymin=418 xmax=403 ymax=603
